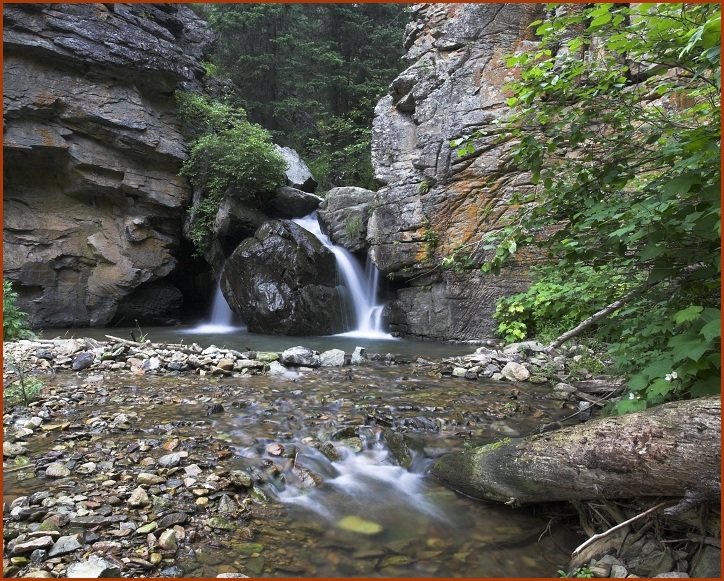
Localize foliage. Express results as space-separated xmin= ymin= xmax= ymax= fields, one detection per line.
xmin=494 ymin=264 xmax=642 ymax=345
xmin=177 ymin=92 xmax=287 ymax=254
xmin=204 ymin=3 xmax=407 ymax=190
xmin=3 ymin=280 xmax=33 ymax=340
xmin=453 ymin=3 xmax=720 ymax=412
xmin=558 ymin=567 xmax=594 ymax=578
xmin=3 ymin=354 xmax=43 ymax=407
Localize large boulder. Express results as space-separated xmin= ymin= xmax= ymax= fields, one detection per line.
xmin=2 ymin=3 xmax=213 ymax=327
xmin=275 ymin=146 xmax=318 ymax=193
xmin=213 ymin=197 xmax=269 ymax=257
xmin=220 ymin=221 xmax=345 ymax=335
xmin=317 ymin=187 xmax=376 ymax=254
xmin=368 ymin=3 xmax=544 ymax=340
xmin=268 ymin=186 xmax=323 ymax=219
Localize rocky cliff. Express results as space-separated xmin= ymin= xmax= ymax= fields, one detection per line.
xmin=369 ymin=3 xmax=544 ymax=341
xmin=3 ymin=3 xmax=213 ymax=327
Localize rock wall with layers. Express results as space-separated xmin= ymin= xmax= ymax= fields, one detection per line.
xmin=3 ymin=3 xmax=213 ymax=327
xmin=369 ymin=3 xmax=544 ymax=341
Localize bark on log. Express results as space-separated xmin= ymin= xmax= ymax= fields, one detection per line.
xmin=431 ymin=396 xmax=720 ymax=506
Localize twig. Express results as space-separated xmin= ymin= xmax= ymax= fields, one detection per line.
xmin=572 ymin=500 xmax=674 ymax=555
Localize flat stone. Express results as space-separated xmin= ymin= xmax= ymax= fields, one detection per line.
xmin=47 ymin=534 xmax=82 ymax=557
xmin=337 ymin=515 xmax=383 ymax=535
xmin=136 ymin=472 xmax=166 ymax=485
xmin=10 ymin=536 xmax=54 ymax=555
xmin=66 ymin=555 xmax=121 ymax=578
xmin=156 ymin=512 xmax=188 ymax=531
xmin=207 ymin=516 xmax=235 ymax=531
xmin=44 ymin=462 xmax=71 ymax=478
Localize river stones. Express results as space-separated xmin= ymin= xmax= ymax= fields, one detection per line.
xmin=320 ymin=348 xmax=346 ymax=366
xmin=281 ymin=346 xmax=321 ymax=367
xmin=127 ymin=487 xmax=149 ymax=508
xmin=44 ymin=462 xmax=71 ymax=478
xmin=501 ymin=361 xmax=530 ymax=382
xmin=66 ymin=555 xmax=121 ymax=578
xmin=337 ymin=515 xmax=383 ymax=535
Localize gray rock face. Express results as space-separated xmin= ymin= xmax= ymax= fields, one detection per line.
xmin=3 ymin=3 xmax=213 ymax=328
xmin=317 ymin=187 xmax=376 ymax=254
xmin=369 ymin=3 xmax=544 ymax=341
xmin=221 ymin=221 xmax=345 ymax=335
xmin=268 ymin=187 xmax=323 ymax=219
xmin=275 ymin=146 xmax=318 ymax=193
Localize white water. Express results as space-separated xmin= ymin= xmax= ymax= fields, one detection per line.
xmin=192 ymin=281 xmax=241 ymax=334
xmin=277 ymin=439 xmax=452 ymax=530
xmin=293 ymin=213 xmax=393 ymax=339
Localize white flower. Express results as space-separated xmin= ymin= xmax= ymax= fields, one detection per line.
xmin=629 ymin=393 xmax=636 ymax=400
xmin=665 ymin=371 xmax=679 ymax=382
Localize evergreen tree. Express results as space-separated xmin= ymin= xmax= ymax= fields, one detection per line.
xmin=203 ymin=3 xmax=408 ymax=190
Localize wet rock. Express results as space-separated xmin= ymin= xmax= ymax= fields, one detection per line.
xmin=136 ymin=522 xmax=157 ymax=534
xmin=338 ymin=437 xmax=364 ymax=453
xmin=207 ymin=403 xmax=225 ymax=415
xmin=156 ymin=512 xmax=188 ymax=531
xmin=337 ymin=515 xmax=383 ymax=535
xmin=4 ymin=441 xmax=28 ymax=457
xmin=267 ymin=361 xmax=289 ymax=376
xmin=382 ymin=429 xmax=412 ymax=469
xmin=221 ymin=220 xmax=343 ymax=335
xmin=291 ymin=465 xmax=324 ymax=488
xmin=66 ymin=555 xmax=121 ymax=578
xmin=72 ymin=352 xmax=95 ymax=371
xmin=207 ymin=516 xmax=235 ymax=531
xmin=318 ymin=441 xmax=342 ymax=462
xmin=269 ymin=186 xmax=322 ymax=217
xmin=217 ymin=574 xmax=250 ymax=578
xmin=281 ymin=346 xmax=321 ymax=367
xmin=267 ymin=443 xmax=285 ymax=457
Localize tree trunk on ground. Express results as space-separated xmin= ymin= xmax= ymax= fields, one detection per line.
xmin=431 ymin=396 xmax=720 ymax=506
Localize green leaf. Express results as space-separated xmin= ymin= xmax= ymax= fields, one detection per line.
xmin=672 ymin=305 xmax=704 ymax=325
xmin=615 ymin=398 xmax=647 ymax=415
xmin=690 ymin=377 xmax=721 ymax=397
xmin=699 ymin=318 xmax=721 ymax=343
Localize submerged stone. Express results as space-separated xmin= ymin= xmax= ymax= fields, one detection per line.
xmin=337 ymin=515 xmax=383 ymax=535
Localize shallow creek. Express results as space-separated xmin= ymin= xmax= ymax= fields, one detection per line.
xmin=4 ymin=362 xmax=582 ymax=577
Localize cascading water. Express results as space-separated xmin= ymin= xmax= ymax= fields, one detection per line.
xmin=293 ymin=213 xmax=393 ymax=339
xmin=192 ymin=280 xmax=239 ymax=333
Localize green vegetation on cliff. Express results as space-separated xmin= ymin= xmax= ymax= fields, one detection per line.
xmin=454 ymin=3 xmax=721 ymax=412
xmin=176 ymin=93 xmax=287 ymax=254
xmin=197 ymin=3 xmax=407 ymax=190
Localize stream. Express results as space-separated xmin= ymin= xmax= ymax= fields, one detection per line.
xmin=4 ymin=351 xmax=582 ymax=577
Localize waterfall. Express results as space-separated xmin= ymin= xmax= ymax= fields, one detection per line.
xmin=293 ymin=213 xmax=392 ymax=339
xmin=193 ymin=280 xmax=239 ymax=333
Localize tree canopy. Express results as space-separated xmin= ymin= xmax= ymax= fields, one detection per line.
xmin=453 ymin=3 xmax=720 ymax=413
xmin=199 ymin=3 xmax=408 ymax=190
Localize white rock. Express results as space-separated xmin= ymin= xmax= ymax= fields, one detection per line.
xmin=501 ymin=361 xmax=530 ymax=381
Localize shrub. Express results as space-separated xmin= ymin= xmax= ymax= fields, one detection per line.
xmin=177 ymin=93 xmax=288 ymax=254
xmin=3 ymin=280 xmax=33 ymax=340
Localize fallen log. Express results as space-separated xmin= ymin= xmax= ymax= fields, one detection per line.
xmin=431 ymin=396 xmax=720 ymax=506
